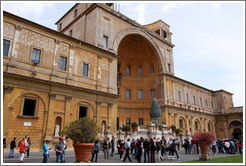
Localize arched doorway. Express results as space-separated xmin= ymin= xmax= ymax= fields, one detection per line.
xmin=117 ymin=34 xmax=162 ymax=126
xmin=232 ymin=128 xmax=242 ymax=140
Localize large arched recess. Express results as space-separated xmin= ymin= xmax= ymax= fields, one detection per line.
xmin=114 ymin=27 xmax=165 ymax=126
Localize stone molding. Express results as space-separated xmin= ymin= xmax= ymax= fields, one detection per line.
xmin=65 ymin=96 xmax=72 ymax=102
xmin=49 ymin=93 xmax=56 ymax=100
xmin=15 ymin=24 xmax=23 ymax=31
xmin=4 ymin=86 xmax=14 ymax=94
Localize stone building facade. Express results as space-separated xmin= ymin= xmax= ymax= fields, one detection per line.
xmin=3 ymin=3 xmax=243 ymax=149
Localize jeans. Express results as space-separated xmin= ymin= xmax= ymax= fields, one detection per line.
xmin=43 ymin=154 xmax=49 ymax=163
xmin=171 ymin=149 xmax=179 ymax=159
xmin=56 ymin=153 xmax=63 ymax=163
xmin=123 ymin=148 xmax=132 ymax=161
xmin=110 ymin=148 xmax=115 ymax=157
xmin=144 ymin=149 xmax=150 ymax=163
xmin=26 ymin=146 xmax=30 ymax=157
xmin=91 ymin=151 xmax=98 ymax=162
xmin=62 ymin=151 xmax=65 ymax=162
xmin=8 ymin=149 xmax=14 ymax=158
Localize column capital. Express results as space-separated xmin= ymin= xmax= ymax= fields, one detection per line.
xmin=96 ymin=101 xmax=102 ymax=105
xmin=55 ymin=39 xmax=61 ymax=45
xmin=15 ymin=24 xmax=23 ymax=31
xmin=69 ymin=44 xmax=75 ymax=49
xmin=65 ymin=96 xmax=72 ymax=102
xmin=107 ymin=103 xmax=113 ymax=108
xmin=4 ymin=86 xmax=14 ymax=94
xmin=49 ymin=93 xmax=56 ymax=100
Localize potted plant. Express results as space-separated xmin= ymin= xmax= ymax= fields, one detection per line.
xmin=170 ymin=125 xmax=176 ymax=133
xmin=192 ymin=132 xmax=214 ymax=161
xmin=123 ymin=125 xmax=131 ymax=135
xmin=131 ymin=122 xmax=138 ymax=132
xmin=60 ymin=117 xmax=98 ymax=163
xmin=175 ymin=128 xmax=181 ymax=136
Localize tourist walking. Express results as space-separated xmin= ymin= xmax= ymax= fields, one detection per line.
xmin=229 ymin=140 xmax=235 ymax=154
xmin=62 ymin=137 xmax=68 ymax=162
xmin=196 ymin=139 xmax=199 ymax=154
xmin=170 ymin=139 xmax=180 ymax=160
xmin=161 ymin=137 xmax=167 ymax=157
xmin=143 ymin=138 xmax=150 ymax=163
xmin=54 ymin=137 xmax=64 ymax=163
xmin=191 ymin=138 xmax=196 ymax=154
xmin=212 ymin=140 xmax=217 ymax=155
xmin=8 ymin=137 xmax=16 ymax=158
xmin=130 ymin=138 xmax=135 ymax=154
xmin=110 ymin=136 xmax=115 ymax=157
xmin=119 ymin=140 xmax=124 ymax=160
xmin=238 ymin=141 xmax=242 ymax=154
xmin=43 ymin=139 xmax=52 ymax=163
xmin=91 ymin=140 xmax=99 ymax=162
xmin=150 ymin=138 xmax=155 ymax=163
xmin=103 ymin=138 xmax=110 ymax=162
xmin=157 ymin=140 xmax=163 ymax=161
xmin=123 ymin=138 xmax=132 ymax=162
xmin=224 ymin=140 xmax=230 ymax=154
xmin=18 ymin=138 xmax=25 ymax=163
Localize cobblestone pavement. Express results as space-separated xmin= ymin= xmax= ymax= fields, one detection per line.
xmin=2 ymin=148 xmax=240 ymax=163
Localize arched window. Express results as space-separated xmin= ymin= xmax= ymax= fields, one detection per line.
xmin=195 ymin=120 xmax=198 ymax=130
xmin=138 ymin=66 xmax=143 ymax=75
xmin=150 ymin=65 xmax=154 ymax=73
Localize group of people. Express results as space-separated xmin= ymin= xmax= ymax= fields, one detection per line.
xmin=91 ymin=136 xmax=181 ymax=163
xmin=211 ymin=139 xmax=243 ymax=155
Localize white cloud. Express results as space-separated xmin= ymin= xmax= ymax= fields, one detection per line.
xmin=162 ymin=2 xmax=187 ymax=13
xmin=3 ymin=2 xmax=54 ymax=20
xmin=135 ymin=4 xmax=145 ymax=24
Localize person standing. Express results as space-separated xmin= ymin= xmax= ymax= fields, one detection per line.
xmin=238 ymin=141 xmax=242 ymax=154
xmin=26 ymin=137 xmax=31 ymax=158
xmin=150 ymin=138 xmax=155 ymax=163
xmin=43 ymin=139 xmax=52 ymax=163
xmin=170 ymin=139 xmax=180 ymax=160
xmin=18 ymin=138 xmax=25 ymax=163
xmin=157 ymin=141 xmax=163 ymax=161
xmin=212 ymin=140 xmax=217 ymax=155
xmin=54 ymin=137 xmax=64 ymax=163
xmin=130 ymin=138 xmax=135 ymax=154
xmin=91 ymin=140 xmax=99 ymax=162
xmin=103 ymin=138 xmax=110 ymax=163
xmin=136 ymin=137 xmax=143 ymax=163
xmin=123 ymin=138 xmax=132 ymax=162
xmin=196 ymin=139 xmax=199 ymax=154
xmin=119 ymin=140 xmax=124 ymax=160
xmin=143 ymin=138 xmax=150 ymax=163
xmin=110 ymin=136 xmax=115 ymax=157
xmin=8 ymin=137 xmax=16 ymax=158
xmin=3 ymin=138 xmax=6 ymax=157
xmin=191 ymin=138 xmax=196 ymax=154
xmin=62 ymin=137 xmax=68 ymax=162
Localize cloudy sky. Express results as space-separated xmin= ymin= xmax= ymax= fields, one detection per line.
xmin=2 ymin=1 xmax=244 ymax=107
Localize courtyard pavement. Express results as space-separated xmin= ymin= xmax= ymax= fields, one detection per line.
xmin=2 ymin=148 xmax=240 ymax=164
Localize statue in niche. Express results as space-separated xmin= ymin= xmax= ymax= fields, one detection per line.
xmin=101 ymin=123 xmax=105 ymax=138
xmin=98 ymin=67 xmax=101 ymax=80
xmin=54 ymin=124 xmax=60 ymax=137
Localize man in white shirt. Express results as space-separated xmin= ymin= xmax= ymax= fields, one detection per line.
xmin=123 ymin=139 xmax=132 ymax=162
xmin=224 ymin=140 xmax=230 ymax=154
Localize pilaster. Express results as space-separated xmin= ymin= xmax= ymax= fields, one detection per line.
xmin=46 ymin=93 xmax=56 ymax=139
xmin=65 ymin=96 xmax=72 ymax=126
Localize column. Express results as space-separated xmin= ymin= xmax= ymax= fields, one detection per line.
xmin=191 ymin=116 xmax=195 ymax=135
xmin=3 ymin=86 xmax=14 ymax=138
xmin=45 ymin=93 xmax=56 ymax=140
xmin=213 ymin=120 xmax=217 ymax=139
xmin=9 ymin=25 xmax=22 ymax=65
xmin=108 ymin=57 xmax=117 ymax=94
xmin=96 ymin=101 xmax=102 ymax=127
xmin=223 ymin=120 xmax=228 ymax=138
xmin=96 ymin=55 xmax=102 ymax=91
xmin=186 ymin=115 xmax=190 ymax=136
xmin=204 ymin=118 xmax=207 ymax=132
xmin=67 ymin=44 xmax=75 ymax=79
xmin=107 ymin=102 xmax=115 ymax=134
xmin=64 ymin=96 xmax=72 ymax=126
xmin=51 ymin=39 xmax=61 ymax=74
xmin=172 ymin=81 xmax=175 ymax=103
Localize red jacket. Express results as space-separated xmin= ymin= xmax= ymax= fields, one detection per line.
xmin=19 ymin=141 xmax=25 ymax=153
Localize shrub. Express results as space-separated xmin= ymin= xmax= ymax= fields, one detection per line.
xmin=175 ymin=128 xmax=181 ymax=134
xmin=131 ymin=122 xmax=138 ymax=127
xmin=192 ymin=132 xmax=214 ymax=144
xmin=60 ymin=117 xmax=98 ymax=143
xmin=123 ymin=125 xmax=131 ymax=131
xmin=170 ymin=125 xmax=176 ymax=130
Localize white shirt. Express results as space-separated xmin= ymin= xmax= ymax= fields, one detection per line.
xmin=125 ymin=141 xmax=131 ymax=149
xmin=225 ymin=142 xmax=230 ymax=148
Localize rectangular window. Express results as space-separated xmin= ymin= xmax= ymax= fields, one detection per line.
xmin=138 ymin=66 xmax=143 ymax=75
xmin=69 ymin=29 xmax=73 ymax=37
xmin=179 ymin=119 xmax=183 ymax=128
xmin=59 ymin=23 xmax=62 ymax=31
xmin=82 ymin=63 xmax=89 ymax=77
xmin=117 ymin=64 xmax=120 ymax=72
xmin=199 ymin=98 xmax=202 ymax=106
xmin=138 ymin=89 xmax=143 ymax=99
xmin=117 ymin=88 xmax=120 ymax=95
xmin=168 ymin=63 xmax=171 ymax=73
xmin=186 ymin=93 xmax=189 ymax=103
xmin=74 ymin=9 xmax=77 ymax=18
xmin=103 ymin=36 xmax=108 ymax=48
xmin=150 ymin=65 xmax=154 ymax=73
xmin=31 ymin=48 xmax=41 ymax=64
xmin=195 ymin=121 xmax=198 ymax=130
xmin=193 ymin=96 xmax=196 ymax=104
xmin=208 ymin=123 xmax=211 ymax=131
xmin=22 ymin=98 xmax=37 ymax=116
xmin=205 ymin=100 xmax=208 ymax=107
xmin=163 ymin=30 xmax=168 ymax=39
xmin=211 ymin=101 xmax=214 ymax=108
xmin=126 ymin=66 xmax=131 ymax=74
xmin=126 ymin=89 xmax=131 ymax=99
xmin=126 ymin=118 xmax=131 ymax=125
xmin=139 ymin=118 xmax=143 ymax=125
xmin=59 ymin=57 xmax=67 ymax=71
xmin=150 ymin=89 xmax=155 ymax=99
xmin=79 ymin=106 xmax=87 ymax=119
xmin=178 ymin=91 xmax=181 ymax=101
xmin=3 ymin=39 xmax=10 ymax=57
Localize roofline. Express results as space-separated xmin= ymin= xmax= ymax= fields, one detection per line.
xmin=213 ymin=89 xmax=233 ymax=95
xmin=3 ymin=11 xmax=117 ymax=57
xmin=144 ymin=19 xmax=170 ymax=27
xmin=55 ymin=3 xmax=78 ymax=24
